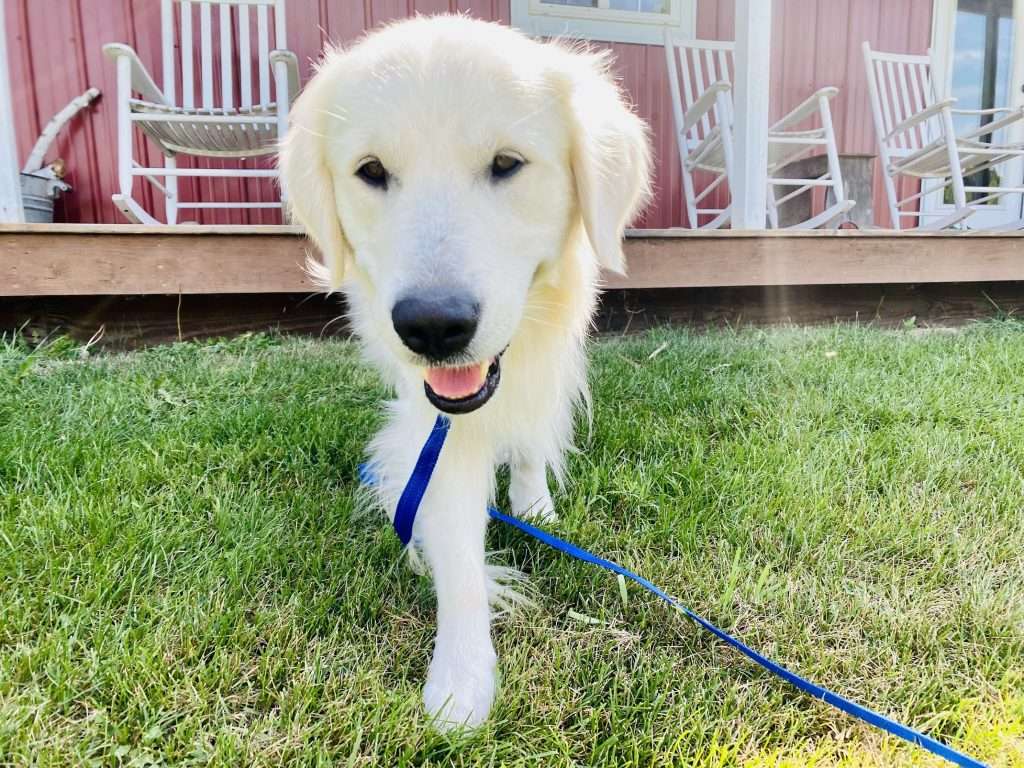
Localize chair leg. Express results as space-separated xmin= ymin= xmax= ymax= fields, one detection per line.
xmin=718 ymin=97 xmax=737 ymax=228
xmin=112 ymin=193 xmax=160 ymax=225
xmin=881 ymin=169 xmax=902 ymax=231
xmin=766 ymin=182 xmax=780 ymax=229
xmin=819 ymin=94 xmax=847 ymax=228
xmin=165 ymin=156 xmax=178 ymax=226
xmin=918 ymin=205 xmax=973 ymax=230
xmin=115 ymin=55 xmax=133 ymax=199
xmin=112 ymin=54 xmax=163 ymax=225
xmin=680 ymin=162 xmax=700 ymax=228
xmin=791 ymin=199 xmax=855 ymax=230
xmin=702 ymin=207 xmax=732 ymax=230
xmin=940 ymin=107 xmax=969 ymax=216
xmin=976 ymin=217 xmax=1024 ymax=232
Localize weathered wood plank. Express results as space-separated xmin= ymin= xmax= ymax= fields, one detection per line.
xmin=1 ymin=227 xmax=314 ymax=295
xmin=605 ymin=231 xmax=1024 ymax=289
xmin=3 ymin=225 xmax=1024 ymax=296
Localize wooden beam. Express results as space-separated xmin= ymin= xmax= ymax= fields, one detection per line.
xmin=606 ymin=229 xmax=1024 ymax=288
xmin=4 ymin=224 xmax=1024 ymax=296
xmin=731 ymin=0 xmax=772 ymax=229
xmin=1 ymin=224 xmax=315 ymax=295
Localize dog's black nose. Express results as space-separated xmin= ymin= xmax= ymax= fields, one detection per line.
xmin=391 ymin=293 xmax=480 ymax=361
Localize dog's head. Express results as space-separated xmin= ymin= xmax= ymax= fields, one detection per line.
xmin=280 ymin=15 xmax=650 ymax=414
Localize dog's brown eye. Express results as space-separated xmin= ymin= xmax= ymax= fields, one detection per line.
xmin=491 ymin=153 xmax=524 ymax=180
xmin=356 ymin=158 xmax=388 ymax=189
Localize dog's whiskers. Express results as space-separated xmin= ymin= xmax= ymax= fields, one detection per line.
xmin=503 ymin=94 xmax=561 ymax=133
xmin=319 ymin=313 xmax=350 ymax=339
xmin=319 ymin=108 xmax=349 ymax=124
xmin=524 ymin=300 xmax=567 ymax=312
xmin=521 ymin=313 xmax=562 ymax=331
xmin=291 ymin=123 xmax=329 ymax=140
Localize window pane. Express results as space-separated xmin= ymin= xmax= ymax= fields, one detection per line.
xmin=609 ymin=0 xmax=669 ymax=11
xmin=949 ymin=0 xmax=1014 ymax=201
xmin=540 ymin=0 xmax=670 ymax=10
xmin=540 ymin=0 xmax=599 ymax=7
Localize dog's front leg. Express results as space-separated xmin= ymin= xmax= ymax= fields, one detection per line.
xmin=509 ymin=456 xmax=557 ymax=523
xmin=416 ymin=460 xmax=496 ymax=730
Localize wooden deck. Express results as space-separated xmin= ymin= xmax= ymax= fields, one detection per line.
xmin=3 ymin=224 xmax=1024 ymax=296
xmin=4 ymin=225 xmax=1023 ymax=346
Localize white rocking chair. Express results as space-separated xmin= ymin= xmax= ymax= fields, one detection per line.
xmin=664 ymin=31 xmax=853 ymax=229
xmin=103 ymin=0 xmax=298 ymax=224
xmin=863 ymin=42 xmax=1024 ymax=230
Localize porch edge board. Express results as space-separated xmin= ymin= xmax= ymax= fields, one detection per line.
xmin=3 ymin=229 xmax=1024 ymax=296
xmin=608 ymin=234 xmax=1024 ymax=289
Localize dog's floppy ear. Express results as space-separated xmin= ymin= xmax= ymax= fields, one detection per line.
xmin=558 ymin=50 xmax=652 ymax=275
xmin=279 ymin=57 xmax=353 ymax=291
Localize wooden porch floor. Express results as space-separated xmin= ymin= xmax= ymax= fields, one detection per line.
xmin=3 ymin=224 xmax=1024 ymax=296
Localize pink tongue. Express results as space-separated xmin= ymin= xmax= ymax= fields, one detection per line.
xmin=425 ymin=362 xmax=488 ymax=399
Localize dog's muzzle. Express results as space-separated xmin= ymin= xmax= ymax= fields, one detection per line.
xmin=423 ymin=353 xmax=502 ymax=414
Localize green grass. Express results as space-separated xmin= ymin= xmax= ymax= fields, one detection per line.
xmin=1 ymin=325 xmax=1022 ymax=767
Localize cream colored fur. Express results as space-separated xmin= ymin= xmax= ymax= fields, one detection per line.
xmin=279 ymin=14 xmax=651 ymax=730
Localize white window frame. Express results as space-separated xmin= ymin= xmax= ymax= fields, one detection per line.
xmin=511 ymin=0 xmax=695 ymax=46
xmin=922 ymin=0 xmax=1024 ymax=228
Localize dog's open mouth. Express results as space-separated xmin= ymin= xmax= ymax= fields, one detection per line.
xmin=423 ymin=354 xmax=501 ymax=414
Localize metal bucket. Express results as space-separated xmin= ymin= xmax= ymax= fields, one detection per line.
xmin=20 ymin=172 xmax=60 ymax=223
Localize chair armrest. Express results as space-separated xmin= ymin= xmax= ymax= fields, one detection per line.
xmin=102 ymin=43 xmax=167 ymax=105
xmin=771 ymin=86 xmax=838 ymax=132
xmin=270 ymin=50 xmax=300 ymax=103
xmin=956 ymin=106 xmax=1024 ymax=141
xmin=884 ymin=97 xmax=957 ymax=140
xmin=681 ymin=81 xmax=731 ymax=132
xmin=951 ymin=107 xmax=1014 ymax=116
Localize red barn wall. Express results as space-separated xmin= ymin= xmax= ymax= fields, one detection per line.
xmin=5 ymin=0 xmax=932 ymax=227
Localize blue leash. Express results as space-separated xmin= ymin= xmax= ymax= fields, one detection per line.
xmin=361 ymin=413 xmax=986 ymax=768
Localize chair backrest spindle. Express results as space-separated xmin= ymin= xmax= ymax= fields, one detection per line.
xmin=161 ymin=0 xmax=176 ymax=104
xmin=200 ymin=2 xmax=213 ymax=109
xmin=257 ymin=4 xmax=270 ymax=107
xmin=691 ymin=49 xmax=709 ymax=135
xmin=885 ymin=61 xmax=903 ymax=147
xmin=679 ymin=51 xmax=696 ymax=133
xmin=156 ymin=0 xmax=285 ymax=111
xmin=274 ymin=0 xmax=287 ymax=51
xmin=220 ymin=3 xmax=233 ymax=110
xmin=181 ymin=1 xmax=194 ymax=109
xmin=863 ymin=44 xmax=939 ymax=155
xmin=896 ymin=62 xmax=915 ymax=138
xmin=665 ymin=35 xmax=735 ymax=147
xmin=239 ymin=4 xmax=252 ymax=108
xmin=717 ymin=49 xmax=732 ymax=128
xmin=876 ymin=62 xmax=894 ymax=137
xmin=664 ymin=34 xmax=688 ymax=149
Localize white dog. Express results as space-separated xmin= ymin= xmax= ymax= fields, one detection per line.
xmin=280 ymin=14 xmax=651 ymax=729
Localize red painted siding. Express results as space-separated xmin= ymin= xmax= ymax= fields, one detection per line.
xmin=5 ymin=0 xmax=931 ymax=227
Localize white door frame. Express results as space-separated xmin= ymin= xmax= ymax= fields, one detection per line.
xmin=0 ymin=1 xmax=25 ymax=223
xmin=925 ymin=0 xmax=1024 ymax=227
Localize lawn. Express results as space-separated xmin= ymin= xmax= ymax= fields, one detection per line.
xmin=1 ymin=324 xmax=1022 ymax=767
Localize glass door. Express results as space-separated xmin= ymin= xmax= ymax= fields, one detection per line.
xmin=927 ymin=0 xmax=1024 ymax=228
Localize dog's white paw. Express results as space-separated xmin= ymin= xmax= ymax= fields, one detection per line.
xmin=423 ymin=638 xmax=497 ymax=731
xmin=509 ymin=486 xmax=558 ymax=523
xmin=508 ymin=469 xmax=558 ymax=523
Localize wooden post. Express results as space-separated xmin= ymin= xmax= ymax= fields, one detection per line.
xmin=731 ymin=0 xmax=771 ymax=229
xmin=0 ymin=1 xmax=24 ymax=223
